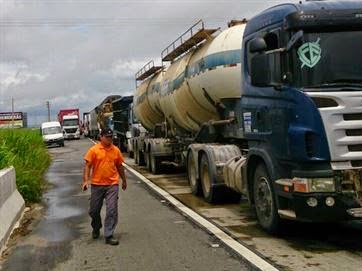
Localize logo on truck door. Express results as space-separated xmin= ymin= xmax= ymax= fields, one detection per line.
xmin=297 ymin=38 xmax=321 ymax=68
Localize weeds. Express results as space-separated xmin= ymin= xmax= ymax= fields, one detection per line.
xmin=0 ymin=129 xmax=51 ymax=202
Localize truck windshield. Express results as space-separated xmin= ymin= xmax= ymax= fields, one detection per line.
xmin=291 ymin=30 xmax=362 ymax=89
xmin=63 ymin=119 xmax=78 ymax=126
xmin=43 ymin=127 xmax=61 ymax=135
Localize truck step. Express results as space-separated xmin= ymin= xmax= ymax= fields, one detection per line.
xmin=347 ymin=208 xmax=362 ymax=218
xmin=278 ymin=209 xmax=296 ymax=220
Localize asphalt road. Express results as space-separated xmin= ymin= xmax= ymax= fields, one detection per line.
xmin=0 ymin=138 xmax=249 ymax=271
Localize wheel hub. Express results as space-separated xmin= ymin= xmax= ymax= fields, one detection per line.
xmin=256 ymin=177 xmax=272 ymax=219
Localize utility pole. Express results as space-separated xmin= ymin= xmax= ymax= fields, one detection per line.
xmin=11 ymin=97 xmax=14 ymax=128
xmin=46 ymin=101 xmax=50 ymax=122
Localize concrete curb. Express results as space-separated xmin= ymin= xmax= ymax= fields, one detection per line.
xmin=0 ymin=167 xmax=25 ymax=254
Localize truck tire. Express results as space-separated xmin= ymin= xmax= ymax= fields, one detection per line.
xmin=130 ymin=142 xmax=135 ymax=159
xmin=187 ymin=151 xmax=202 ymax=196
xmin=200 ymin=153 xmax=222 ymax=203
xmin=134 ymin=145 xmax=139 ymax=164
xmin=150 ymin=150 xmax=161 ymax=174
xmin=136 ymin=150 xmax=145 ymax=166
xmin=253 ymin=163 xmax=280 ymax=234
xmin=145 ymin=151 xmax=151 ymax=171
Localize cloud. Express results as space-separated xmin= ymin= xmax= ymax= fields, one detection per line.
xmin=0 ymin=62 xmax=48 ymax=90
xmin=0 ymin=0 xmax=288 ymax=126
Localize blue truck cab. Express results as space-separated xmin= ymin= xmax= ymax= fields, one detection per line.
xmin=235 ymin=0 xmax=362 ymax=231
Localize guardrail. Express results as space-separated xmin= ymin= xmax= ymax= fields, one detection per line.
xmin=0 ymin=167 xmax=25 ymax=253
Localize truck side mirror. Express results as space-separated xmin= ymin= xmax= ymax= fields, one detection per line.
xmin=249 ymin=37 xmax=267 ymax=53
xmin=250 ymin=51 xmax=282 ymax=88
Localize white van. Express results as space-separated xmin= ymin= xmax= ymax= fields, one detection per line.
xmin=41 ymin=121 xmax=64 ymax=147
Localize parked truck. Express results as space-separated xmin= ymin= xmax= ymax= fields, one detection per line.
xmin=57 ymin=109 xmax=80 ymax=140
xmin=112 ymin=95 xmax=147 ymax=157
xmin=88 ymin=95 xmax=121 ymax=139
xmin=82 ymin=112 xmax=90 ymax=137
xmin=131 ymin=1 xmax=362 ymax=233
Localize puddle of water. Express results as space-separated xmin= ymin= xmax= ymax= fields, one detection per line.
xmin=45 ymin=204 xmax=84 ymax=220
xmin=35 ymin=220 xmax=76 ymax=242
xmin=226 ymin=224 xmax=268 ymax=239
xmin=175 ymin=193 xmax=218 ymax=210
xmin=52 ymin=159 xmax=64 ymax=163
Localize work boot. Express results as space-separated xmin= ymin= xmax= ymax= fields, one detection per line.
xmin=105 ymin=236 xmax=119 ymax=246
xmin=92 ymin=229 xmax=100 ymax=239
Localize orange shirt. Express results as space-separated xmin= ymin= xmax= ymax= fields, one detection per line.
xmin=84 ymin=143 xmax=124 ymax=186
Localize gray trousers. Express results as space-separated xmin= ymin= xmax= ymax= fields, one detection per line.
xmin=89 ymin=184 xmax=119 ymax=238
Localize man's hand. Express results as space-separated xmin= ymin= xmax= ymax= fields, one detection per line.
xmin=121 ymin=180 xmax=127 ymax=191
xmin=81 ymin=182 xmax=89 ymax=191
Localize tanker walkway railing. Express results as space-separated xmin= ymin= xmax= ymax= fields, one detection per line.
xmin=161 ymin=20 xmax=218 ymax=62
xmin=135 ymin=60 xmax=163 ymax=82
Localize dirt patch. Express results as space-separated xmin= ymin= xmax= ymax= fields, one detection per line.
xmin=0 ymin=203 xmax=43 ymax=261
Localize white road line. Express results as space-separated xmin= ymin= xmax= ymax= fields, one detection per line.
xmin=87 ymin=138 xmax=279 ymax=271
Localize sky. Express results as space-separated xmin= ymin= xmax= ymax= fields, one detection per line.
xmin=0 ymin=0 xmax=288 ymax=127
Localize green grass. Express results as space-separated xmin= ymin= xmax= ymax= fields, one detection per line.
xmin=0 ymin=129 xmax=51 ymax=202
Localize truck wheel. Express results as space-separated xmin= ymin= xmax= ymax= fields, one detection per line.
xmin=145 ymin=151 xmax=151 ymax=171
xmin=200 ymin=154 xmax=221 ymax=203
xmin=187 ymin=151 xmax=202 ymax=196
xmin=134 ymin=145 xmax=139 ymax=164
xmin=136 ymin=150 xmax=145 ymax=166
xmin=150 ymin=151 xmax=161 ymax=174
xmin=253 ymin=163 xmax=280 ymax=234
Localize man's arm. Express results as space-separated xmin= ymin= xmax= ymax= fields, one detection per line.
xmin=117 ymin=164 xmax=127 ymax=191
xmin=82 ymin=161 xmax=92 ymax=190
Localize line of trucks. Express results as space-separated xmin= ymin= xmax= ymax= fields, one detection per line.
xmin=87 ymin=1 xmax=362 ymax=233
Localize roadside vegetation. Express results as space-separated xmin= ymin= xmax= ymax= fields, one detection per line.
xmin=0 ymin=129 xmax=51 ymax=202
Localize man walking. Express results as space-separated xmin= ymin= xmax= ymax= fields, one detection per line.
xmin=82 ymin=128 xmax=127 ymax=245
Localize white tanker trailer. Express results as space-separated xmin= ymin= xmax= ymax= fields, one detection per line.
xmin=133 ymin=20 xmax=246 ymax=199
xmin=134 ymin=21 xmax=243 ymax=135
xmin=133 ymin=20 xmax=245 ymax=169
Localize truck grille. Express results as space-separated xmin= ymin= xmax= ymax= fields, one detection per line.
xmin=307 ymin=91 xmax=362 ymax=169
xmin=65 ymin=128 xmax=77 ymax=133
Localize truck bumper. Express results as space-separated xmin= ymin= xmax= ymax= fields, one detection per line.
xmin=275 ymin=177 xmax=362 ymax=222
xmin=291 ymin=192 xmax=361 ymax=222
xmin=64 ymin=134 xmax=80 ymax=139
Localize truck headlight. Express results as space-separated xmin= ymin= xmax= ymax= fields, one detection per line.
xmin=292 ymin=177 xmax=335 ymax=193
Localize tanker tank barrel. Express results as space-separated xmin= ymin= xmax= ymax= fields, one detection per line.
xmin=133 ymin=21 xmax=245 ymax=134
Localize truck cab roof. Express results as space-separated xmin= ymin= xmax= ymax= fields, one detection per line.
xmin=245 ymin=0 xmax=362 ymax=37
xmin=41 ymin=121 xmax=61 ymax=129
